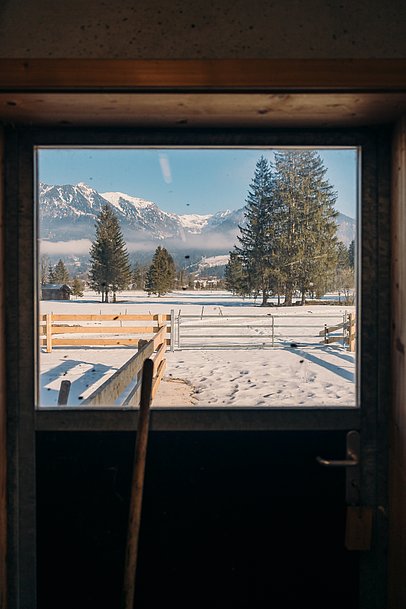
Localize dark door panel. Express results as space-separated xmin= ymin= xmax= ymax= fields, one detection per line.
xmin=37 ymin=431 xmax=358 ymax=609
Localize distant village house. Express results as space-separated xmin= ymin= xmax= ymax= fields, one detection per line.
xmin=41 ymin=283 xmax=72 ymax=301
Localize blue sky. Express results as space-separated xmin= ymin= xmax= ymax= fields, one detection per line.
xmin=38 ymin=148 xmax=358 ymax=218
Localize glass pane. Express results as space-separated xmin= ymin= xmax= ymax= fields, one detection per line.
xmin=37 ymin=148 xmax=358 ymax=408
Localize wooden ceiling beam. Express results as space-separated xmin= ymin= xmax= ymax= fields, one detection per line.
xmin=0 ymin=59 xmax=406 ymax=92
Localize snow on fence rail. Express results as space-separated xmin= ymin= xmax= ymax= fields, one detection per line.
xmin=176 ymin=312 xmax=356 ymax=350
xmin=80 ymin=325 xmax=168 ymax=407
xmin=39 ymin=313 xmax=173 ymax=406
xmin=39 ymin=312 xmax=174 ymax=353
xmin=320 ymin=313 xmax=356 ymax=351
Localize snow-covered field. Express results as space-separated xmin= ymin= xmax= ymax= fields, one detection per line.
xmin=39 ymin=290 xmax=356 ymax=407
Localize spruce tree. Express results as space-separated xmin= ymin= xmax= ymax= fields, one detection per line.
xmin=89 ymin=204 xmax=132 ymax=302
xmin=233 ymin=156 xmax=278 ymax=305
xmin=52 ymin=259 xmax=70 ymax=284
xmin=348 ymin=240 xmax=355 ymax=269
xmin=145 ymin=246 xmax=176 ymax=296
xmin=48 ymin=263 xmax=56 ymax=284
xmin=273 ymin=151 xmax=338 ymax=305
xmin=71 ymin=277 xmax=85 ymax=297
xmin=131 ymin=262 xmax=148 ymax=290
xmin=224 ymin=252 xmax=249 ymax=296
xmin=336 ymin=241 xmax=350 ymax=270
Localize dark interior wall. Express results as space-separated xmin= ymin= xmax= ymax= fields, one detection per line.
xmin=0 ymin=0 xmax=405 ymax=58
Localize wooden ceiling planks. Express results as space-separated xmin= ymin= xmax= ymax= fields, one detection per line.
xmin=0 ymin=59 xmax=406 ymax=127
xmin=1 ymin=92 xmax=406 ymax=127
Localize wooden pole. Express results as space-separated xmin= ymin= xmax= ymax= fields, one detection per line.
xmin=57 ymin=380 xmax=71 ymax=406
xmin=122 ymin=358 xmax=154 ymax=609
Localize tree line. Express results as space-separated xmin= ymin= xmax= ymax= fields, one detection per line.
xmin=40 ymin=255 xmax=85 ymax=297
xmin=224 ymin=152 xmax=354 ymax=306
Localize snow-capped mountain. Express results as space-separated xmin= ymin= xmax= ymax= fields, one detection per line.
xmin=39 ymin=182 xmax=111 ymax=239
xmin=178 ymin=214 xmax=212 ymax=233
xmin=100 ymin=190 xmax=181 ymax=239
xmin=40 ymin=182 xmax=182 ymax=242
xmin=39 ymin=182 xmax=356 ymax=252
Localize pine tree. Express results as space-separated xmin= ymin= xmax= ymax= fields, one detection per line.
xmin=233 ymin=156 xmax=278 ymax=305
xmin=334 ymin=241 xmax=354 ymax=303
xmin=71 ymin=277 xmax=85 ymax=297
xmin=336 ymin=241 xmax=350 ymax=269
xmin=52 ymin=259 xmax=70 ymax=284
xmin=348 ymin=240 xmax=355 ymax=269
xmin=145 ymin=246 xmax=176 ymax=296
xmin=131 ymin=262 xmax=148 ymax=290
xmin=224 ymin=252 xmax=249 ymax=296
xmin=273 ymin=151 xmax=338 ymax=305
xmin=48 ymin=263 xmax=55 ymax=284
xmin=89 ymin=204 xmax=132 ymax=303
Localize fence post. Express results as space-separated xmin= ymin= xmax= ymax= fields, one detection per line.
xmin=348 ymin=313 xmax=356 ymax=352
xmin=177 ymin=311 xmax=181 ymax=349
xmin=343 ymin=312 xmax=346 ymax=347
xmin=324 ymin=324 xmax=328 ymax=345
xmin=271 ymin=315 xmax=275 ymax=347
xmin=46 ymin=313 xmax=53 ymax=353
xmin=170 ymin=309 xmax=175 ymax=352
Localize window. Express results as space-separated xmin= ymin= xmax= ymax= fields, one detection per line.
xmin=36 ymin=145 xmax=359 ymax=409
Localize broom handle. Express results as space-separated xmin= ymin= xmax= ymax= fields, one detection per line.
xmin=122 ymin=358 xmax=154 ymax=609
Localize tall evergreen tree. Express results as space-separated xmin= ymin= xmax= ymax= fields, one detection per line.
xmin=89 ymin=204 xmax=132 ymax=302
xmin=52 ymin=259 xmax=70 ymax=284
xmin=348 ymin=239 xmax=355 ymax=269
xmin=233 ymin=156 xmax=278 ymax=306
xmin=145 ymin=246 xmax=176 ymax=296
xmin=224 ymin=252 xmax=250 ymax=297
xmin=48 ymin=263 xmax=56 ymax=283
xmin=273 ymin=151 xmax=338 ymax=305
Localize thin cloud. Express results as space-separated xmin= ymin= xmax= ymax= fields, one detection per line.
xmin=40 ymin=239 xmax=92 ymax=255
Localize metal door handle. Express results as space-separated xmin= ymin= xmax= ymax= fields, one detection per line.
xmin=316 ymin=430 xmax=359 ymax=467
xmin=316 ymin=431 xmax=360 ymax=505
xmin=316 ymin=456 xmax=358 ymax=467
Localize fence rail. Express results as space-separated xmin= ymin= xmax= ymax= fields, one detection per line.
xmin=40 ymin=312 xmax=173 ymax=353
xmin=176 ymin=311 xmax=356 ymax=350
xmin=320 ymin=313 xmax=356 ymax=351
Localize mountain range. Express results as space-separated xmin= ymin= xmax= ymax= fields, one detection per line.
xmin=39 ymin=182 xmax=356 ymax=255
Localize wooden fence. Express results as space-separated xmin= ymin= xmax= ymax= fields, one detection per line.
xmin=40 ymin=312 xmax=173 ymax=406
xmin=80 ymin=325 xmax=167 ymax=406
xmin=39 ymin=312 xmax=173 ymax=353
xmin=319 ymin=313 xmax=356 ymax=351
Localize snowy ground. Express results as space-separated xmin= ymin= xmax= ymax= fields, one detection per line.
xmin=39 ymin=290 xmax=356 ymax=407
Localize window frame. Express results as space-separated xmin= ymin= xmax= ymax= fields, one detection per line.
xmin=4 ymin=126 xmax=392 ymax=432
